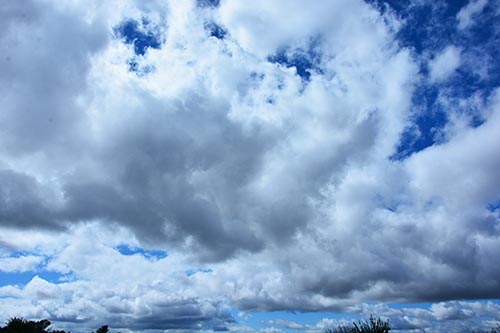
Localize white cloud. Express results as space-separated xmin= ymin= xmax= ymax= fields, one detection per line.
xmin=428 ymin=45 xmax=462 ymax=83
xmin=457 ymin=0 xmax=488 ymax=30
xmin=0 ymin=255 xmax=44 ymax=273
xmin=0 ymin=223 xmax=232 ymax=331
xmin=266 ymin=319 xmax=304 ymax=330
xmin=407 ymin=88 xmax=500 ymax=211
xmin=356 ymin=301 xmax=500 ymax=332
xmin=0 ymin=285 xmax=23 ymax=298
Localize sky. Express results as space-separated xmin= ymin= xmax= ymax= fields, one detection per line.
xmin=0 ymin=0 xmax=500 ymax=332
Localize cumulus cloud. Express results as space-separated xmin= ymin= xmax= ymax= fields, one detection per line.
xmin=1 ymin=0 xmax=415 ymax=260
xmin=428 ymin=45 xmax=462 ymax=83
xmin=0 ymin=255 xmax=44 ymax=273
xmin=1 ymin=0 xmax=500 ymax=331
xmin=355 ymin=301 xmax=500 ymax=332
xmin=0 ymin=224 xmax=235 ymax=331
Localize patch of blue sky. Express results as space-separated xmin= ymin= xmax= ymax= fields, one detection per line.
xmin=114 ymin=18 xmax=162 ymax=56
xmin=392 ymin=0 xmax=500 ymax=87
xmin=115 ymin=244 xmax=167 ymax=261
xmin=459 ymin=4 xmax=500 ymax=96
xmin=185 ymin=268 xmax=213 ymax=277
xmin=366 ymin=1 xmax=469 ymax=53
xmin=231 ymin=309 xmax=359 ymax=332
xmin=0 ymin=270 xmax=73 ymax=287
xmin=127 ymin=59 xmax=140 ymax=72
xmin=127 ymin=58 xmax=156 ymax=76
xmin=268 ymin=38 xmax=323 ymax=82
xmin=2 ymin=250 xmax=35 ymax=258
xmin=486 ymin=199 xmax=500 ymax=213
xmin=268 ymin=52 xmax=317 ymax=81
xmin=204 ymin=21 xmax=227 ymax=40
xmin=367 ymin=0 xmax=500 ymax=159
xmin=392 ymin=85 xmax=447 ymax=160
xmin=0 ymin=271 xmax=37 ymax=287
xmin=196 ymin=0 xmax=220 ymax=8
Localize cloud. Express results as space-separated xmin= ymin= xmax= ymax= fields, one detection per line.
xmin=266 ymin=319 xmax=305 ymax=330
xmin=457 ymin=0 xmax=488 ymax=30
xmin=0 ymin=0 xmax=107 ymax=156
xmin=0 ymin=255 xmax=44 ymax=273
xmin=428 ymin=45 xmax=462 ymax=83
xmin=0 ymin=224 xmax=235 ymax=331
xmin=1 ymin=0 xmax=415 ymax=262
xmin=356 ymin=301 xmax=500 ymax=332
xmin=1 ymin=0 xmax=500 ymax=331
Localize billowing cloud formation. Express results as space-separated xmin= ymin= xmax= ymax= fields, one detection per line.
xmin=1 ymin=0 xmax=499 ymax=332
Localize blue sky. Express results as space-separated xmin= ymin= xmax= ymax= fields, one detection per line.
xmin=1 ymin=0 xmax=500 ymax=332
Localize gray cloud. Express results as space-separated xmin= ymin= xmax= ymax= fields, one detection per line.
xmin=0 ymin=169 xmax=61 ymax=229
xmin=0 ymin=0 xmax=107 ymax=156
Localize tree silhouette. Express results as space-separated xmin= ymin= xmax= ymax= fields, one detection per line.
xmin=0 ymin=318 xmax=54 ymax=333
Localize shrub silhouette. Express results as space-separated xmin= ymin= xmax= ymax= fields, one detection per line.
xmin=0 ymin=318 xmax=114 ymax=333
xmin=325 ymin=316 xmax=390 ymax=333
xmin=0 ymin=318 xmax=56 ymax=333
xmin=326 ymin=318 xmax=500 ymax=333
xmin=95 ymin=326 xmax=109 ymax=333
